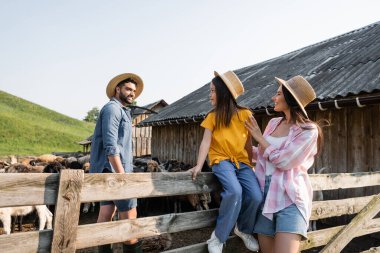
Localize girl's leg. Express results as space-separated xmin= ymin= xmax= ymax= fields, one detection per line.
xmin=258 ymin=234 xmax=275 ymax=253
xmin=236 ymin=164 xmax=263 ymax=233
xmin=212 ymin=161 xmax=242 ymax=242
xmin=274 ymin=232 xmax=301 ymax=253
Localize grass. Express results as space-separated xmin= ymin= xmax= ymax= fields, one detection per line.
xmin=0 ymin=90 xmax=95 ymax=156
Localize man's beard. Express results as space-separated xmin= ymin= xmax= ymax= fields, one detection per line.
xmin=119 ymin=93 xmax=134 ymax=105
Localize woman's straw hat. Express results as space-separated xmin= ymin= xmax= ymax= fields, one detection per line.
xmin=275 ymin=75 xmax=316 ymax=118
xmin=106 ymin=73 xmax=144 ymax=99
xmin=214 ymin=71 xmax=244 ymax=100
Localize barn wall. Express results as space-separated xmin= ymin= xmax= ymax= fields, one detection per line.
xmin=132 ymin=103 xmax=166 ymax=157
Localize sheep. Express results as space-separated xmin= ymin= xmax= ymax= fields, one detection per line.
xmin=5 ymin=163 xmax=45 ymax=173
xmin=146 ymin=160 xmax=165 ymax=172
xmin=0 ymin=205 xmax=53 ymax=235
xmin=36 ymin=154 xmax=58 ymax=163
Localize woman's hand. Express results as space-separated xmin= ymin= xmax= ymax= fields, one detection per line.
xmin=245 ymin=115 xmax=263 ymax=140
xmin=188 ymin=165 xmax=202 ymax=180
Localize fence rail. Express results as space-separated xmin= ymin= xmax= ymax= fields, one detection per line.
xmin=0 ymin=170 xmax=380 ymax=252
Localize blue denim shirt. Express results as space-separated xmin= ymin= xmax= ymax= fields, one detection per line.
xmin=89 ymin=98 xmax=133 ymax=173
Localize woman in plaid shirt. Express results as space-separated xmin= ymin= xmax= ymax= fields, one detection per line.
xmin=245 ymin=76 xmax=323 ymax=253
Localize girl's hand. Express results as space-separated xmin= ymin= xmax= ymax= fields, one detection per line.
xmin=245 ymin=115 xmax=263 ymax=140
xmin=188 ymin=165 xmax=202 ymax=180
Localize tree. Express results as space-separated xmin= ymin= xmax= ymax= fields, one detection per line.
xmin=84 ymin=107 xmax=99 ymax=123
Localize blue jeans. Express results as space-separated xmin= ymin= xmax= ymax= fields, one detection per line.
xmin=212 ymin=160 xmax=263 ymax=243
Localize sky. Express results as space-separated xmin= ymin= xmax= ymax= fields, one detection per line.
xmin=0 ymin=1 xmax=379 ymax=120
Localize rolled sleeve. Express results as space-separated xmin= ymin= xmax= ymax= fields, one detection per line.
xmin=102 ymin=104 xmax=121 ymax=156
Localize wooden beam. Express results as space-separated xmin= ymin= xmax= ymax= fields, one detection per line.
xmin=320 ymin=194 xmax=380 ymax=253
xmin=310 ymin=195 xmax=374 ymax=220
xmin=0 ymin=230 xmax=52 ymax=253
xmin=161 ymin=218 xmax=380 ymax=253
xmin=0 ymin=173 xmax=59 ymax=207
xmin=51 ymin=170 xmax=84 ymax=253
xmin=75 ymin=209 xmax=218 ymax=249
xmin=162 ymin=235 xmax=254 ymax=253
xmin=310 ymin=172 xmax=380 ymax=191
xmin=360 ymin=246 xmax=380 ymax=253
xmin=80 ymin=172 xmax=221 ymax=202
xmin=1 ymin=171 xmax=380 ymax=207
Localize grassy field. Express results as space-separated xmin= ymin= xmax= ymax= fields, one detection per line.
xmin=0 ymin=90 xmax=95 ymax=156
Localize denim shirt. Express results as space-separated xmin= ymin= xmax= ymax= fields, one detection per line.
xmin=89 ymin=98 xmax=133 ymax=173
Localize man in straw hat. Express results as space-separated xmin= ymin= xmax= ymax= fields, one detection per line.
xmin=90 ymin=73 xmax=144 ymax=253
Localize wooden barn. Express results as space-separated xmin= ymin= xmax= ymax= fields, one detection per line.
xmin=78 ymin=99 xmax=167 ymax=157
xmin=139 ymin=22 xmax=380 ymax=205
xmin=131 ymin=99 xmax=168 ymax=157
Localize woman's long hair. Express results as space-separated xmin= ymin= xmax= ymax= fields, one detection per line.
xmin=211 ymin=76 xmax=248 ymax=129
xmin=282 ymin=85 xmax=325 ymax=155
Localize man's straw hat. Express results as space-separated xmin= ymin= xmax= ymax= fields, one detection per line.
xmin=214 ymin=71 xmax=244 ymax=100
xmin=275 ymin=75 xmax=316 ymax=118
xmin=106 ymin=73 xmax=144 ymax=99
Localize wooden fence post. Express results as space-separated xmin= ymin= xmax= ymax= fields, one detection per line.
xmin=51 ymin=169 xmax=84 ymax=253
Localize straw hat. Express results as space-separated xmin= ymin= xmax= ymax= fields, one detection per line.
xmin=214 ymin=71 xmax=244 ymax=100
xmin=106 ymin=73 xmax=144 ymax=99
xmin=275 ymin=75 xmax=316 ymax=118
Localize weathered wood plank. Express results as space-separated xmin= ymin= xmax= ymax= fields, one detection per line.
xmin=80 ymin=172 xmax=220 ymax=202
xmin=75 ymin=209 xmax=218 ymax=249
xmin=310 ymin=195 xmax=375 ymax=220
xmin=320 ymin=194 xmax=380 ymax=253
xmin=162 ymin=236 xmax=252 ymax=253
xmin=0 ymin=230 xmax=52 ymax=253
xmin=2 ymin=171 xmax=380 ymax=207
xmin=0 ymin=173 xmax=59 ymax=207
xmin=360 ymin=246 xmax=380 ymax=253
xmin=310 ymin=172 xmax=380 ymax=191
xmin=51 ymin=169 xmax=84 ymax=253
xmin=161 ymin=218 xmax=380 ymax=253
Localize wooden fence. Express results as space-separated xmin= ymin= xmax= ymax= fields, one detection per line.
xmin=1 ymin=170 xmax=380 ymax=252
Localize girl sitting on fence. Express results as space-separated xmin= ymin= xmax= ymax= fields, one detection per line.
xmin=189 ymin=70 xmax=262 ymax=253
xmin=245 ymin=75 xmax=323 ymax=253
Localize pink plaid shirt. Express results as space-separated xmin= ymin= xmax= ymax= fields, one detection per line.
xmin=252 ymin=117 xmax=318 ymax=222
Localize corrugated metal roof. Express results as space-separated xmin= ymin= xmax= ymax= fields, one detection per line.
xmin=143 ymin=21 xmax=380 ymax=124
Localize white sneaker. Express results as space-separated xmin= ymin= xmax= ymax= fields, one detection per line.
xmin=234 ymin=225 xmax=259 ymax=251
xmin=207 ymin=231 xmax=223 ymax=253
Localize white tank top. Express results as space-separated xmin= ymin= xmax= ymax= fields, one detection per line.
xmin=265 ymin=135 xmax=288 ymax=176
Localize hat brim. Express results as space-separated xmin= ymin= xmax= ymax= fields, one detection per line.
xmin=214 ymin=71 xmax=244 ymax=100
xmin=106 ymin=73 xmax=144 ymax=99
xmin=275 ymin=77 xmax=309 ymax=118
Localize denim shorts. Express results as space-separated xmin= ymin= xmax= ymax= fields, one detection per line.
xmin=253 ymin=176 xmax=308 ymax=239
xmin=100 ymin=168 xmax=137 ymax=212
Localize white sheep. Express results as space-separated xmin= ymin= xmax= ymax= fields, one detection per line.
xmin=0 ymin=205 xmax=53 ymax=235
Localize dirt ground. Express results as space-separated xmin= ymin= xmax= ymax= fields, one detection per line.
xmin=2 ymin=206 xmax=380 ymax=252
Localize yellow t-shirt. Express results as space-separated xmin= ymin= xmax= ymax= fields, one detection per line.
xmin=201 ymin=109 xmax=253 ymax=168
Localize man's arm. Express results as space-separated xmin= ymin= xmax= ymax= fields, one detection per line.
xmin=108 ymin=155 xmax=125 ymax=173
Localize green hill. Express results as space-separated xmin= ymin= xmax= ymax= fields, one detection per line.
xmin=0 ymin=90 xmax=95 ymax=156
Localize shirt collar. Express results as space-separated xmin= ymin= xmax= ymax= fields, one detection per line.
xmin=111 ymin=97 xmax=131 ymax=112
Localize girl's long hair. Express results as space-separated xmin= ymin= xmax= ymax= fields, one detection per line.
xmin=282 ymin=85 xmax=325 ymax=155
xmin=211 ymin=76 xmax=249 ymax=129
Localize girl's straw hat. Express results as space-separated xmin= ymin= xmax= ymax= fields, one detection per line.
xmin=214 ymin=71 xmax=244 ymax=100
xmin=106 ymin=73 xmax=144 ymax=99
xmin=275 ymin=75 xmax=316 ymax=118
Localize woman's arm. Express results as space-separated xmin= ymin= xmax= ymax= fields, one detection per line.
xmin=189 ymin=128 xmax=212 ymax=180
